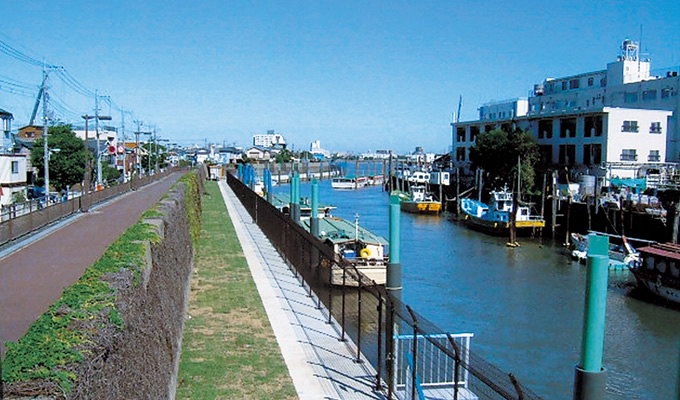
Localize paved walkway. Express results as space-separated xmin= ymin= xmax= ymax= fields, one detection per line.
xmin=0 ymin=173 xmax=183 ymax=355
xmin=218 ymin=180 xmax=388 ymax=400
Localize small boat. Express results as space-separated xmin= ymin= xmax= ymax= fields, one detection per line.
xmin=569 ymin=232 xmax=640 ymax=269
xmin=395 ymin=186 xmax=441 ymax=215
xmin=459 ymin=186 xmax=545 ymax=235
xmin=331 ymin=175 xmax=368 ymax=189
xmin=270 ymin=194 xmax=336 ymax=218
xmin=368 ymin=175 xmax=385 ymax=186
xmin=299 ymin=215 xmax=388 ymax=286
xmin=630 ymin=242 xmax=680 ymax=305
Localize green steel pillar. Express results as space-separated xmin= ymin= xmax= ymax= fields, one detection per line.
xmin=292 ymin=173 xmax=300 ymax=224
xmin=289 ymin=172 xmax=295 ymax=220
xmin=387 ymin=194 xmax=402 ymax=302
xmin=573 ymin=234 xmax=609 ymax=400
xmin=311 ymin=178 xmax=320 ymax=237
xmin=266 ymin=168 xmax=273 ymax=204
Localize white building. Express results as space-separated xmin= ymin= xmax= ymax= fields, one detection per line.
xmin=0 ymin=154 xmax=27 ymax=206
xmin=452 ymin=39 xmax=679 ymax=180
xmin=253 ymin=130 xmax=286 ymax=148
xmin=310 ymin=140 xmax=330 ymax=159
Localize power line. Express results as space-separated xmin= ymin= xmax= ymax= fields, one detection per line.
xmin=0 ymin=37 xmax=57 ymax=68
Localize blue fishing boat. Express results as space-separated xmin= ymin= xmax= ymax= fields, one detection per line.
xmin=459 ymin=186 xmax=545 ymax=235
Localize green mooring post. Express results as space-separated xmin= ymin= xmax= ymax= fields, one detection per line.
xmin=292 ymin=173 xmax=301 ymax=224
xmin=311 ymin=178 xmax=320 ymax=237
xmin=573 ymin=234 xmax=609 ymax=400
xmin=289 ymin=172 xmax=295 ymax=220
xmin=387 ymin=194 xmax=402 ymax=302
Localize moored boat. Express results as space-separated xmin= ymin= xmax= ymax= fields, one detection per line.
xmin=630 ymin=242 xmax=680 ymax=305
xmin=395 ymin=185 xmax=441 ymax=215
xmin=569 ymin=232 xmax=640 ymax=269
xmin=459 ymin=186 xmax=544 ymax=235
xmin=331 ymin=175 xmax=368 ymax=189
xmin=299 ymin=215 xmax=388 ymax=286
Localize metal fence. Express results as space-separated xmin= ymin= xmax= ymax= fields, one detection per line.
xmin=227 ymin=173 xmax=544 ymax=400
xmin=0 ymin=168 xmax=183 ymax=247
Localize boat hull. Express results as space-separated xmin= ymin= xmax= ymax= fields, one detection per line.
xmin=401 ymin=201 xmax=441 ymax=215
xmin=630 ymin=267 xmax=680 ymax=304
xmin=461 ymin=213 xmax=545 ymax=236
xmin=331 ymin=264 xmax=386 ymax=286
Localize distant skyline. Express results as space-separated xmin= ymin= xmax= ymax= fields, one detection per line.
xmin=1 ymin=1 xmax=679 ymax=154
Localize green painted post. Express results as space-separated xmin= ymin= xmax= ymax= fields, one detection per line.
xmin=387 ymin=194 xmax=402 ymax=301
xmin=573 ymin=234 xmax=609 ymax=400
xmin=289 ymin=172 xmax=295 ymax=220
xmin=311 ymin=178 xmax=320 ymax=237
xmin=293 ymin=174 xmax=301 ymax=224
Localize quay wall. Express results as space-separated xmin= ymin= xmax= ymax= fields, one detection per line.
xmin=2 ymin=170 xmax=204 ymax=399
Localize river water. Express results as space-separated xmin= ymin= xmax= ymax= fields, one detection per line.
xmin=274 ymin=177 xmax=680 ymax=399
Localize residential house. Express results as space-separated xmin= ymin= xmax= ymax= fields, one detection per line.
xmin=0 ymin=154 xmax=27 ymax=206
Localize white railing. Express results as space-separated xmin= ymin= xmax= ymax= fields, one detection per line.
xmin=394 ymin=333 xmax=474 ymax=392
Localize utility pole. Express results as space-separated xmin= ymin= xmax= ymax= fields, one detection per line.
xmin=95 ymin=90 xmax=101 ymax=188
xmin=121 ymin=109 xmax=127 ymax=182
xmin=134 ymin=120 xmax=142 ymax=177
xmin=154 ymin=127 xmax=158 ymax=174
xmin=42 ymin=65 xmax=49 ymax=204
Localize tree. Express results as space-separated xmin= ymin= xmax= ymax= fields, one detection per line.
xmin=468 ymin=127 xmax=540 ymax=193
xmin=31 ymin=125 xmax=85 ymax=192
xmin=275 ymin=149 xmax=293 ymax=163
xmin=140 ymin=142 xmax=168 ymax=174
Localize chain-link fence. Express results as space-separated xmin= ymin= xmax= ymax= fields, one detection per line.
xmin=228 ymin=173 xmax=544 ymax=400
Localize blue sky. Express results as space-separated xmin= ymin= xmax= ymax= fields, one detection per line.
xmin=1 ymin=1 xmax=679 ymax=154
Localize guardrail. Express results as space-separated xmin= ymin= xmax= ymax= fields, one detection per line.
xmin=227 ymin=173 xmax=544 ymax=400
xmin=0 ymin=168 xmax=184 ymax=247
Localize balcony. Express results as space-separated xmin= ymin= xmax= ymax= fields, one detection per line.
xmin=620 ymin=153 xmax=638 ymax=161
xmin=648 ymin=155 xmax=661 ymax=162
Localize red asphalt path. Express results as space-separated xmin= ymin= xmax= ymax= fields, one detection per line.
xmin=0 ymin=173 xmax=182 ymax=356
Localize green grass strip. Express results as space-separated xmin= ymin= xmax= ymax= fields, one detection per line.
xmin=176 ymin=181 xmax=296 ymax=400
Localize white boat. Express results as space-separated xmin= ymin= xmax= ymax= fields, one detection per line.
xmin=569 ymin=232 xmax=640 ymax=269
xmin=331 ymin=175 xmax=368 ymax=189
xmin=459 ymin=186 xmax=545 ymax=235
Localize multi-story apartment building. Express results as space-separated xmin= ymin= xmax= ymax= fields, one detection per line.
xmin=253 ymin=130 xmax=287 ymax=149
xmin=453 ymin=39 xmax=679 ymax=180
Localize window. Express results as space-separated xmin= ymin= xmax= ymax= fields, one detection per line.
xmin=622 ymin=120 xmax=639 ymax=132
xmin=470 ymin=126 xmax=480 ymax=142
xmin=600 ymin=78 xmax=607 ymax=87
xmin=648 ymin=150 xmax=660 ymax=162
xmin=620 ymin=149 xmax=637 ymax=161
xmin=642 ymin=90 xmax=657 ymax=101
xmin=560 ymin=118 xmax=576 ymax=138
xmin=540 ymin=145 xmax=553 ymax=164
xmin=585 ymin=116 xmax=603 ymax=137
xmin=484 ymin=124 xmax=494 ymax=133
xmin=561 ymin=81 xmax=567 ymax=90
xmin=624 ymin=92 xmax=638 ymax=103
xmin=559 ymin=145 xmax=576 ymax=165
xmin=538 ymin=120 xmax=553 ymax=139
xmin=569 ymin=79 xmax=580 ymax=89
xmin=583 ymin=144 xmax=602 ymax=165
xmin=11 ymin=161 xmax=19 ymax=174
xmin=456 ymin=147 xmax=466 ymax=161
xmin=456 ymin=127 xmax=466 ymax=142
xmin=588 ymin=77 xmax=594 ymax=87
xmin=650 ymin=122 xmax=662 ymax=134
xmin=662 ymin=88 xmax=672 ymax=99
